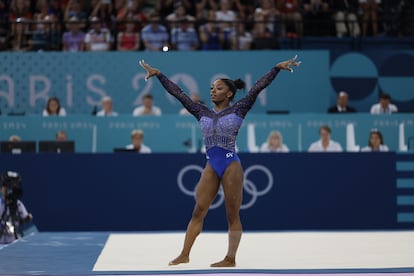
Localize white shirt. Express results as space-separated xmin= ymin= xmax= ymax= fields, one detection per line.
xmin=96 ymin=110 xmax=118 ymax=117
xmin=308 ymin=140 xmax=343 ymax=152
xmin=132 ymin=106 xmax=162 ymax=116
xmin=42 ymin=107 xmax=67 ymax=116
xmin=84 ymin=28 xmax=112 ymax=51
xmin=125 ymin=144 xmax=152 ymax=153
xmin=260 ymin=143 xmax=289 ymax=153
xmin=361 ymin=145 xmax=389 ymax=152
xmin=370 ymin=103 xmax=398 ymax=114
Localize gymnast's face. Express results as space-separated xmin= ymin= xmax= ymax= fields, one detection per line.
xmin=210 ymin=80 xmax=233 ymax=105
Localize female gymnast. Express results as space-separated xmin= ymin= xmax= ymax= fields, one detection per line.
xmin=139 ymin=55 xmax=301 ymax=267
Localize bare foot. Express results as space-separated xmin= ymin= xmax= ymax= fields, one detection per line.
xmin=210 ymin=256 xmax=236 ymax=267
xmin=168 ymin=254 xmax=189 ymax=266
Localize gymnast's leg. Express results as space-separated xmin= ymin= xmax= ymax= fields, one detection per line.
xmin=211 ymin=161 xmax=244 ymax=267
xmin=169 ymin=163 xmax=220 ymax=265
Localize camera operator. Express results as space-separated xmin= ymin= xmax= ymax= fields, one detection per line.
xmin=0 ymin=171 xmax=32 ymax=244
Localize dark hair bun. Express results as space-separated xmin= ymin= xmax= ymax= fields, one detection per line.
xmin=233 ymin=78 xmax=246 ymax=90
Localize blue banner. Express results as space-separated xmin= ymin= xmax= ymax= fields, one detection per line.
xmin=0 ymin=152 xmax=401 ymax=231
xmin=1 ymin=51 xmax=412 ymax=115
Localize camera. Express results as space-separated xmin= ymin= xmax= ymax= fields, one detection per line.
xmin=1 ymin=171 xmax=23 ymax=206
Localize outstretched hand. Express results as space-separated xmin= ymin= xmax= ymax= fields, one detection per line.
xmin=139 ymin=60 xmax=160 ymax=81
xmin=277 ymin=55 xmax=302 ymax=72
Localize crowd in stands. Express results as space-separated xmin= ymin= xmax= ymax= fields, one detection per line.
xmin=0 ymin=0 xmax=413 ymax=52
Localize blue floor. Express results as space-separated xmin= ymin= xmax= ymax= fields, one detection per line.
xmin=0 ymin=232 xmax=109 ymax=275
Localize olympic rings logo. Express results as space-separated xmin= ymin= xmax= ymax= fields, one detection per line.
xmin=177 ymin=164 xmax=274 ymax=210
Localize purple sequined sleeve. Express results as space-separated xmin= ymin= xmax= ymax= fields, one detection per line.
xmin=234 ymin=66 xmax=281 ymax=118
xmin=157 ymin=73 xmax=206 ymax=120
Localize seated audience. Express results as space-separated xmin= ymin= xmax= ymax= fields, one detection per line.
xmin=84 ymin=16 xmax=112 ymax=51
xmin=327 ymin=91 xmax=357 ymax=113
xmin=96 ymin=96 xmax=119 ymax=117
xmin=370 ymin=93 xmax=398 ymax=114
xmin=125 ymin=129 xmax=152 ymax=153
xmin=308 ymin=125 xmax=343 ymax=152
xmin=63 ymin=16 xmax=85 ymax=51
xmin=361 ymin=129 xmax=389 ymax=152
xmin=43 ymin=97 xmax=67 ymax=117
xmin=141 ymin=11 xmax=169 ymax=51
xmin=117 ymin=19 xmax=140 ymax=51
xmin=133 ymin=94 xmax=162 ymax=116
xmin=170 ymin=18 xmax=199 ymax=51
xmin=260 ymin=130 xmax=289 ymax=153
xmin=55 ymin=130 xmax=68 ymax=141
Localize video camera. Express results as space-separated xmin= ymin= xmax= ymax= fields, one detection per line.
xmin=1 ymin=171 xmax=23 ymax=206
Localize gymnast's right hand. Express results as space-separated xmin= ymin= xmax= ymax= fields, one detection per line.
xmin=139 ymin=60 xmax=160 ymax=81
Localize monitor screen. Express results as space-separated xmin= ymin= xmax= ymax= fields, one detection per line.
xmin=113 ymin=148 xmax=136 ymax=153
xmin=38 ymin=141 xmax=75 ymax=153
xmin=0 ymin=141 xmax=36 ymax=154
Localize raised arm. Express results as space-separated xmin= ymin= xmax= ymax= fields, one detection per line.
xmin=234 ymin=55 xmax=301 ymax=118
xmin=139 ymin=60 xmax=205 ymax=119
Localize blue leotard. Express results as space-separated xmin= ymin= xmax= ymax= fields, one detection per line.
xmin=157 ymin=66 xmax=280 ymax=178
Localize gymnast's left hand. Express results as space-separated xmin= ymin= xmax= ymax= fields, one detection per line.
xmin=276 ymin=55 xmax=302 ymax=72
xmin=139 ymin=59 xmax=160 ymax=81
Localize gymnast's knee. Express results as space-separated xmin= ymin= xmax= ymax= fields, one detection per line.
xmin=191 ymin=203 xmax=209 ymax=220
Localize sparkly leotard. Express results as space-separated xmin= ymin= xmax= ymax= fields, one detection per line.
xmin=157 ymin=66 xmax=280 ymax=177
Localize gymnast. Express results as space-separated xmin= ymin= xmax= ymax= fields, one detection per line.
xmin=139 ymin=55 xmax=301 ymax=267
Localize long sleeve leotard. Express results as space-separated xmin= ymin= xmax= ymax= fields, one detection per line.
xmin=157 ymin=66 xmax=280 ymax=153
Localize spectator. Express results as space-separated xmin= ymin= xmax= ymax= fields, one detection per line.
xmin=117 ymin=18 xmax=140 ymax=51
xmin=30 ymin=15 xmax=61 ymax=51
xmin=165 ymin=2 xmax=195 ymax=29
xmin=195 ymin=0 xmax=219 ymax=22
xmin=331 ymin=0 xmax=360 ymax=37
xmin=96 ymin=96 xmax=119 ymax=116
xmin=64 ymin=0 xmax=88 ymax=22
xmin=132 ymin=94 xmax=162 ymax=116
xmin=215 ymin=0 xmax=237 ymax=48
xmin=141 ymin=11 xmax=169 ymax=51
xmin=125 ymin=129 xmax=152 ymax=153
xmin=199 ymin=10 xmax=224 ymax=50
xmin=252 ymin=1 xmax=279 ymax=50
xmin=359 ymin=0 xmax=380 ymax=36
xmin=84 ymin=16 xmax=112 ymax=51
xmin=62 ymin=16 xmax=85 ymax=51
xmin=231 ymin=21 xmax=252 ymax=50
xmin=275 ymin=0 xmax=303 ymax=37
xmin=9 ymin=0 xmax=32 ymax=35
xmin=302 ymin=0 xmax=332 ymax=36
xmin=260 ymin=130 xmax=289 ymax=153
xmin=361 ymin=129 xmax=389 ymax=152
xmin=370 ymin=93 xmax=398 ymax=114
xmin=43 ymin=97 xmax=67 ymax=117
xmin=10 ymin=17 xmax=30 ymax=51
xmin=33 ymin=0 xmax=54 ymax=23
xmin=179 ymin=92 xmax=203 ymax=115
xmin=55 ymin=130 xmax=68 ymax=141
xmin=115 ymin=0 xmax=147 ymax=32
xmin=170 ymin=19 xmax=199 ymax=51
xmin=89 ymin=0 xmax=113 ymax=26
xmin=9 ymin=135 xmax=21 ymax=142
xmin=327 ymin=91 xmax=357 ymax=113
xmin=157 ymin=0 xmax=195 ymax=19
xmin=308 ymin=125 xmax=343 ymax=152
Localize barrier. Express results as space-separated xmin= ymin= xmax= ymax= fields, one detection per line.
xmin=0 ymin=114 xmax=413 ymax=152
xmin=0 ymin=152 xmax=411 ymax=231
